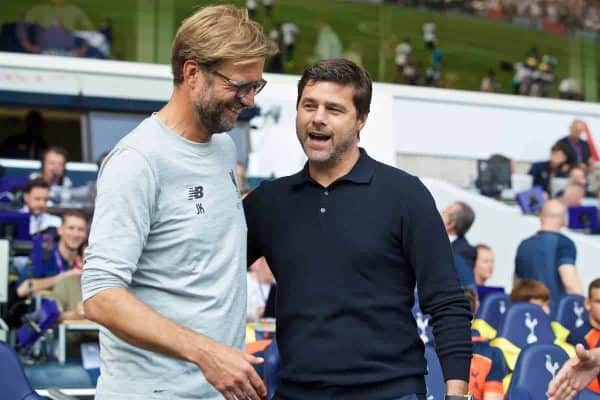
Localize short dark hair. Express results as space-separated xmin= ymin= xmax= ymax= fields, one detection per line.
xmin=589 ymin=278 xmax=600 ymax=298
xmin=452 ymin=201 xmax=475 ymax=237
xmin=297 ymin=58 xmax=372 ymax=118
xmin=61 ymin=210 xmax=89 ymax=226
xmin=24 ymin=177 xmax=49 ymax=193
xmin=551 ymin=143 xmax=567 ymax=154
xmin=42 ymin=146 xmax=68 ymax=163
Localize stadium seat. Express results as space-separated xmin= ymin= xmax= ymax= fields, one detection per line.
xmin=507 ymin=344 xmax=569 ymax=400
xmin=553 ymin=294 xmax=588 ymax=341
xmin=492 ymin=303 xmax=557 ymax=371
xmin=424 ymin=344 xmax=445 ymax=400
xmin=577 ymin=388 xmax=600 ymax=400
xmin=0 ymin=340 xmax=46 ymax=400
xmin=474 ymin=292 xmax=510 ymax=339
xmin=263 ymin=339 xmax=280 ymax=400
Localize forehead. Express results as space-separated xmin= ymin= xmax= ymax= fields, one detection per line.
xmin=63 ymin=215 xmax=87 ymax=227
xmin=30 ymin=187 xmax=49 ymax=196
xmin=300 ymin=81 xmax=355 ymax=106
xmin=219 ymin=58 xmax=265 ymax=81
xmin=591 ymin=287 xmax=600 ymax=299
xmin=46 ymin=152 xmax=65 ymax=161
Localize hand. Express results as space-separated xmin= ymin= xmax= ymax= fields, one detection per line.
xmin=196 ymin=339 xmax=266 ymax=400
xmin=547 ymin=344 xmax=600 ymax=400
xmin=64 ymin=268 xmax=83 ymax=278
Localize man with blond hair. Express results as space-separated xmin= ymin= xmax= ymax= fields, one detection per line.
xmin=82 ymin=5 xmax=277 ymax=400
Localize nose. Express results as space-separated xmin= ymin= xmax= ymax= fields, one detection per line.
xmin=240 ymin=89 xmax=256 ymax=108
xmin=311 ymin=106 xmax=326 ymax=128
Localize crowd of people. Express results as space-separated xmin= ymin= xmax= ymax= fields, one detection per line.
xmin=0 ymin=0 xmax=112 ymax=59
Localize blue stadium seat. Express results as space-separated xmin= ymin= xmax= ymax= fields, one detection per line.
xmin=577 ymin=388 xmax=600 ymax=399
xmin=424 ymin=345 xmax=445 ymax=400
xmin=476 ymin=292 xmax=511 ymax=332
xmin=507 ymin=344 xmax=569 ymax=400
xmin=263 ymin=339 xmax=280 ymax=400
xmin=0 ymin=340 xmax=46 ymax=400
xmin=555 ymin=294 xmax=588 ymax=333
xmin=500 ymin=303 xmax=555 ymax=349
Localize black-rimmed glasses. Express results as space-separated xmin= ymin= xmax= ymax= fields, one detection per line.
xmin=212 ymin=70 xmax=267 ymax=99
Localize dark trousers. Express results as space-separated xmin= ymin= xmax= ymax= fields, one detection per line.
xmin=273 ymin=395 xmax=426 ymax=400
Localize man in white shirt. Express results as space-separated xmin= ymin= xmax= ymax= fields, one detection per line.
xmin=20 ymin=177 xmax=61 ymax=235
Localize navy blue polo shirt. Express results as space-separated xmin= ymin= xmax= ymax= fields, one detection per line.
xmin=244 ymin=149 xmax=472 ymax=400
xmin=515 ymin=230 xmax=577 ymax=313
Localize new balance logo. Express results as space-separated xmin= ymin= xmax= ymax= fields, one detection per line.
xmin=188 ymin=186 xmax=204 ymax=200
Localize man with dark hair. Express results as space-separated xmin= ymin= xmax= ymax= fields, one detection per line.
xmin=244 ymin=58 xmax=472 ymax=400
xmin=16 ymin=210 xmax=87 ymax=298
xmin=21 ymin=177 xmax=61 ymax=235
xmin=528 ymin=143 xmax=569 ymax=196
xmin=514 ymin=199 xmax=583 ymax=313
xmin=30 ymin=145 xmax=72 ymax=204
xmin=442 ymin=201 xmax=477 ymax=267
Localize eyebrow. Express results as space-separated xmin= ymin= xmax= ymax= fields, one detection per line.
xmin=301 ymin=97 xmax=348 ymax=111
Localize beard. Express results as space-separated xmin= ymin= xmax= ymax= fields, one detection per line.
xmin=194 ymin=94 xmax=240 ymax=134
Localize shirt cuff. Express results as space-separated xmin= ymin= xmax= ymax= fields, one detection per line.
xmin=440 ymin=355 xmax=471 ymax=382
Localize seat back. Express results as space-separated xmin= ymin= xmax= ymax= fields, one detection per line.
xmin=500 ymin=303 xmax=555 ymax=348
xmin=0 ymin=340 xmax=45 ymax=400
xmin=476 ymin=292 xmax=510 ymax=332
xmin=263 ymin=339 xmax=280 ymax=400
xmin=577 ymin=388 xmax=600 ymax=400
xmin=508 ymin=344 xmax=569 ymax=400
xmin=555 ymin=294 xmax=588 ymax=332
xmin=424 ymin=345 xmax=445 ymax=400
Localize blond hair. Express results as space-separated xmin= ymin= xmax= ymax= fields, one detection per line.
xmin=171 ymin=5 xmax=278 ymax=84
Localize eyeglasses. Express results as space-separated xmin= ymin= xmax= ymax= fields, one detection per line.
xmin=212 ymin=70 xmax=267 ymax=99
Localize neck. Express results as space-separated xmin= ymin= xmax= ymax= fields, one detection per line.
xmin=308 ymin=147 xmax=360 ymax=188
xmin=58 ymin=241 xmax=78 ymax=265
xmin=540 ymin=223 xmax=560 ymax=233
xmin=156 ymin=89 xmax=211 ymax=143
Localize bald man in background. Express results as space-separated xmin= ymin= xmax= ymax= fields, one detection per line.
xmin=555 ymin=120 xmax=593 ymax=168
xmin=514 ymin=199 xmax=583 ymax=314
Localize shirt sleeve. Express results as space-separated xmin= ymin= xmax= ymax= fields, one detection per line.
xmin=403 ymin=176 xmax=473 ymax=382
xmin=81 ymin=147 xmax=157 ymax=301
xmin=556 ymin=235 xmax=576 ymax=267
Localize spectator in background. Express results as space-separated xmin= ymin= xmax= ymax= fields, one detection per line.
xmin=514 ymin=199 xmax=583 ymax=313
xmin=20 ymin=178 xmax=61 ymax=235
xmin=559 ymin=77 xmax=583 ymax=101
xmin=555 ymin=119 xmax=592 ymax=168
xmin=281 ymin=21 xmax=299 ymax=61
xmin=246 ymin=0 xmax=257 ymax=18
xmin=423 ymin=21 xmax=436 ymax=49
xmin=226 ymin=107 xmax=261 ymax=190
xmin=529 ymin=143 xmax=569 ymax=196
xmin=16 ymin=210 xmax=87 ymax=299
xmin=473 ymin=244 xmax=495 ymax=286
xmin=394 ymin=38 xmax=412 ymax=79
xmin=564 ymin=164 xmax=596 ymax=197
xmin=30 ymin=146 xmax=73 ymax=205
xmin=510 ymin=279 xmax=551 ymax=314
xmin=313 ymin=22 xmax=343 ymax=61
xmin=25 ymin=0 xmax=93 ymax=32
xmin=480 ymin=69 xmax=500 ymax=92
xmin=442 ymin=201 xmax=477 ymax=267
xmin=0 ymin=110 xmax=48 ymax=160
xmin=561 ymin=182 xmax=585 ymax=207
xmin=246 ymin=257 xmax=275 ymax=322
xmin=263 ymin=0 xmax=274 ymax=17
xmin=465 ymin=288 xmax=508 ymax=400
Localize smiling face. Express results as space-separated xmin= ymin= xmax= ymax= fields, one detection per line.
xmin=189 ymin=58 xmax=265 ymax=134
xmin=295 ymin=81 xmax=366 ymax=167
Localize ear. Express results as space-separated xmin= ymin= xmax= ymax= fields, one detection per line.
xmin=182 ymin=60 xmax=201 ymax=87
xmin=57 ymin=224 xmax=64 ymax=238
xmin=356 ymin=112 xmax=368 ymax=133
xmin=585 ymin=298 xmax=591 ymax=312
